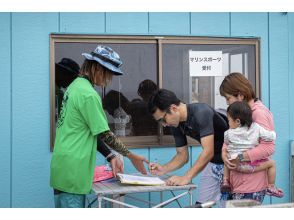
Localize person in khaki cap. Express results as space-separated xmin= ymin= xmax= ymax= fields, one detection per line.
xmin=50 ymin=45 xmax=149 ymax=208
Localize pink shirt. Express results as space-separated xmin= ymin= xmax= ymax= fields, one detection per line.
xmin=223 ymin=100 xmax=275 ymax=193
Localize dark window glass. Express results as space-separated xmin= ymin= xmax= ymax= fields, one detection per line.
xmin=51 ymin=35 xmax=259 ymax=149
xmin=54 ymin=42 xmax=158 ymax=138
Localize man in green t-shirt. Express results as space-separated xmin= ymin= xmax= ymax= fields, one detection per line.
xmin=50 ymin=45 xmax=149 ymax=208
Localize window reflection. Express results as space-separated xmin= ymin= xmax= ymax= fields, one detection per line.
xmin=55 ymin=58 xmax=80 ymax=124
xmin=55 ymin=42 xmax=158 ymax=137
xmin=51 ymin=36 xmax=259 ymax=149
xmin=126 ymin=79 xmax=158 ymax=136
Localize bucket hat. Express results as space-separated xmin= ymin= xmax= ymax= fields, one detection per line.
xmin=56 ymin=58 xmax=80 ymax=76
xmin=82 ymin=45 xmax=123 ymax=75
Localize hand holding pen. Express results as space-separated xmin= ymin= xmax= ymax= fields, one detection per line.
xmin=149 ymin=158 xmax=158 ymax=172
xmin=149 ymin=158 xmax=166 ymax=176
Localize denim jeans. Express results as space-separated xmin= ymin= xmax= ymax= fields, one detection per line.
xmin=54 ymin=191 xmax=86 ymax=208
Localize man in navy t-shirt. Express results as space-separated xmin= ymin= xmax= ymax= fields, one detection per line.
xmin=148 ymin=89 xmax=228 ymax=205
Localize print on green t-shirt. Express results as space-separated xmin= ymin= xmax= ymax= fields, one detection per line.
xmin=57 ymin=92 xmax=68 ymax=128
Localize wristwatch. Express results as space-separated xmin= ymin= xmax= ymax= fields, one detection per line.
xmin=237 ymin=153 xmax=245 ymax=162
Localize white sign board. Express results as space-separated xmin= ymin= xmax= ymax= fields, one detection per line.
xmin=189 ymin=51 xmax=223 ymax=77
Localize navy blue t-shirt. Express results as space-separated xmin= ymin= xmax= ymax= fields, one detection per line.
xmin=171 ymin=103 xmax=229 ymax=164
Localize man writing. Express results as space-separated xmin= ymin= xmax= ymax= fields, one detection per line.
xmin=148 ymin=89 xmax=228 ymax=204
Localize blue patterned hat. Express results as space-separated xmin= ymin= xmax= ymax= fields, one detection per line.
xmin=82 ymin=45 xmax=123 ymax=75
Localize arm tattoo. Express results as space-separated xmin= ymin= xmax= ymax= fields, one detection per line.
xmin=99 ymin=130 xmax=130 ymax=157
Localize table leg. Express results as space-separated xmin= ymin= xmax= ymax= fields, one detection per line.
xmin=189 ymin=189 xmax=193 ymax=206
xmin=98 ymin=195 xmax=103 ymax=208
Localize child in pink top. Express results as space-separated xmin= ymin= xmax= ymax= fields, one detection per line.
xmin=219 ymin=72 xmax=281 ymax=204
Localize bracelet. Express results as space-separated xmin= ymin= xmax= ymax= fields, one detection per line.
xmin=106 ymin=153 xmax=116 ymax=162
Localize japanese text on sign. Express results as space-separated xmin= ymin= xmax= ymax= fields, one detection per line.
xmin=189 ymin=51 xmax=223 ymax=77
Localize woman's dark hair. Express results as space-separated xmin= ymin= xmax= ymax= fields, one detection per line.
xmin=148 ymin=89 xmax=181 ymax=114
xmin=227 ymin=101 xmax=253 ymax=127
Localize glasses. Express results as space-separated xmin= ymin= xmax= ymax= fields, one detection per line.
xmin=157 ymin=111 xmax=168 ymax=124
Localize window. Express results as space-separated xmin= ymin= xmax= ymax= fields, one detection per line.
xmin=50 ymin=35 xmax=260 ymax=150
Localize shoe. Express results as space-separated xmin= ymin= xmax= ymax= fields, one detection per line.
xmin=221 ymin=180 xmax=232 ymax=193
xmin=266 ymin=185 xmax=284 ymax=198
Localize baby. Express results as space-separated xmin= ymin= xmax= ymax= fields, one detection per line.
xmin=221 ymin=101 xmax=283 ymax=198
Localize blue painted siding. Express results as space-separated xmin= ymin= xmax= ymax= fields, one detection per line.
xmin=0 ymin=12 xmax=293 ymax=207
xmin=191 ymin=12 xmax=230 ymax=36
xmin=267 ymin=13 xmax=290 ymax=204
xmin=11 ymin=13 xmax=59 ymax=207
xmin=106 ymin=13 xmax=148 ymax=34
xmin=60 ymin=12 xmax=105 ymax=34
xmin=288 ymin=14 xmax=294 ymax=142
xmin=0 ymin=12 xmax=11 ymax=208
xmin=149 ymin=13 xmax=190 ymax=35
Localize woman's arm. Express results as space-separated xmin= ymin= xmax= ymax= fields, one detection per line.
xmin=244 ymin=108 xmax=275 ymax=162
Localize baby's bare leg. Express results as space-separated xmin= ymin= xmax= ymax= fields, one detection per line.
xmin=223 ymin=165 xmax=229 ymax=180
xmin=253 ymin=160 xmax=276 ymax=185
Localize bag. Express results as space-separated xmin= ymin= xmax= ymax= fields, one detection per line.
xmin=93 ymin=165 xmax=114 ymax=182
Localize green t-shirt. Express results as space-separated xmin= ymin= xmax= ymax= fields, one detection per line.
xmin=50 ymin=78 xmax=109 ymax=194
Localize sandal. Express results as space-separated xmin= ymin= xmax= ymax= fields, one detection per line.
xmin=221 ymin=179 xmax=232 ymax=193
xmin=266 ymin=185 xmax=284 ymax=198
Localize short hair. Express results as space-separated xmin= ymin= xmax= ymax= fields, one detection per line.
xmin=227 ymin=101 xmax=252 ymax=127
xmin=219 ymin=72 xmax=256 ymax=102
xmin=137 ymin=79 xmax=158 ymax=102
xmin=148 ymin=89 xmax=181 ymax=114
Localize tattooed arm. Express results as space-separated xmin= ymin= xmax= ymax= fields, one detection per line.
xmin=98 ymin=131 xmax=149 ymax=174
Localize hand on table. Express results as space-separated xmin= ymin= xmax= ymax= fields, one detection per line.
xmin=165 ymin=175 xmax=192 ymax=186
xmin=110 ymin=156 xmax=124 ymax=177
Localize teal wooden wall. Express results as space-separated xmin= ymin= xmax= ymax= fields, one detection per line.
xmin=0 ymin=12 xmax=12 ymax=208
xmin=0 ymin=12 xmax=293 ymax=207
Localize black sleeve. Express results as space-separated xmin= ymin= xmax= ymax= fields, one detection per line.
xmin=97 ymin=137 xmax=112 ymax=158
xmin=170 ymin=126 xmax=187 ymax=147
xmin=197 ymin=105 xmax=214 ymax=138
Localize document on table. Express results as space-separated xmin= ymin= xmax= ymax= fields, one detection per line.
xmin=117 ymin=173 xmax=166 ymax=186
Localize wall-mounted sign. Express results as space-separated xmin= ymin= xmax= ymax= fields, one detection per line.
xmin=189 ymin=51 xmax=223 ymax=77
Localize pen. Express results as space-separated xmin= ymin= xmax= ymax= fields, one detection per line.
xmin=150 ymin=158 xmax=158 ymax=170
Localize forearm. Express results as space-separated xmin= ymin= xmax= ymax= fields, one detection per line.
xmin=163 ymin=149 xmax=189 ymax=173
xmin=185 ymin=148 xmax=213 ymax=179
xmin=246 ymin=141 xmax=275 ymax=162
xmin=249 ymin=108 xmax=275 ymax=162
xmin=99 ymin=131 xmax=130 ymax=157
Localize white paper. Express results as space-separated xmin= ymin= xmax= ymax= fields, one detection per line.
xmin=117 ymin=173 xmax=165 ymax=186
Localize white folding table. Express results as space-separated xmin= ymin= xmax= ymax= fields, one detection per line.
xmin=91 ymin=175 xmax=197 ymax=208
